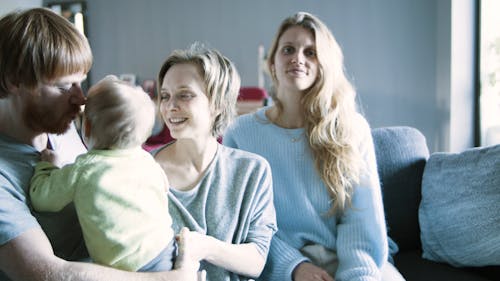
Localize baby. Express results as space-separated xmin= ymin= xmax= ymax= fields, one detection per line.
xmin=30 ymin=75 xmax=175 ymax=272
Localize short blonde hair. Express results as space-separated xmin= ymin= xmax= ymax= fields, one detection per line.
xmin=85 ymin=75 xmax=155 ymax=149
xmin=0 ymin=8 xmax=92 ymax=97
xmin=157 ymin=43 xmax=241 ymax=137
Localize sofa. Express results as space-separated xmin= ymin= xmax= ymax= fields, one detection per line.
xmin=372 ymin=126 xmax=500 ymax=281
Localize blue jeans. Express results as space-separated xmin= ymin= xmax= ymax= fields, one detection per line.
xmin=138 ymin=238 xmax=177 ymax=272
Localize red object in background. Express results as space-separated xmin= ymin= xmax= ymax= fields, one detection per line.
xmin=238 ymin=87 xmax=268 ymax=101
xmin=142 ymin=79 xmax=157 ymax=99
xmin=236 ymin=87 xmax=269 ymax=116
xmin=142 ymin=125 xmax=174 ymax=152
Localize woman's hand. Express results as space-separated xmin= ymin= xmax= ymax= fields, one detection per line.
xmin=175 ymin=227 xmax=209 ymax=270
xmin=293 ymin=262 xmax=335 ymax=281
xmin=174 ymin=227 xmax=265 ymax=278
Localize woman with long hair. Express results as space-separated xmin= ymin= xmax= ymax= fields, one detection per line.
xmin=224 ymin=12 xmax=404 ymax=281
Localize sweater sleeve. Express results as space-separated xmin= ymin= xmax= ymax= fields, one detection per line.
xmin=222 ymin=126 xmax=238 ymax=148
xmin=245 ymin=159 xmax=277 ymax=257
xmin=335 ymin=126 xmax=388 ymax=281
xmin=29 ymin=161 xmax=77 ymax=212
xmin=260 ymin=234 xmax=309 ymax=281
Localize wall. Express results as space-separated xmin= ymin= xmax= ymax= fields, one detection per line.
xmin=0 ymin=0 xmax=41 ymax=16
xmin=31 ymin=0 xmax=477 ymax=152
xmin=450 ymin=1 xmax=476 ymax=152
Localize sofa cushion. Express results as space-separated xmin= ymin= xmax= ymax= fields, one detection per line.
xmin=465 ymin=265 xmax=500 ymax=280
xmin=419 ymin=144 xmax=500 ymax=267
xmin=394 ymin=251 xmax=494 ymax=281
xmin=372 ymin=126 xmax=429 ymax=252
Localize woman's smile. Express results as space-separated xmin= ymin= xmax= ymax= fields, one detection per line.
xmin=168 ymin=117 xmax=187 ymax=125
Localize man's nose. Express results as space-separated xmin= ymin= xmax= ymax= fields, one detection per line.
xmin=69 ymin=84 xmax=86 ymax=105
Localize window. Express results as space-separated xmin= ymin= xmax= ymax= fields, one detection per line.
xmin=479 ymin=0 xmax=500 ymax=146
xmin=46 ymin=2 xmax=86 ymax=35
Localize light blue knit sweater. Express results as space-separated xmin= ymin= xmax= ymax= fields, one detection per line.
xmin=223 ymin=107 xmax=388 ymax=281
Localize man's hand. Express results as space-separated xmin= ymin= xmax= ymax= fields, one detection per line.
xmin=293 ymin=262 xmax=335 ymax=281
xmin=170 ymin=267 xmax=202 ymax=281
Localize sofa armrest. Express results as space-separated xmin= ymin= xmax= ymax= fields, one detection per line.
xmin=372 ymin=126 xmax=429 ymax=252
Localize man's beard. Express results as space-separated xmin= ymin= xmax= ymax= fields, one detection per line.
xmin=23 ymin=99 xmax=80 ymax=135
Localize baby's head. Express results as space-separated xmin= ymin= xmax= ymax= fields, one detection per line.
xmin=84 ymin=75 xmax=155 ymax=150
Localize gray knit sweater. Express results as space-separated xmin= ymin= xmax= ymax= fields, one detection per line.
xmin=157 ymin=144 xmax=277 ymax=281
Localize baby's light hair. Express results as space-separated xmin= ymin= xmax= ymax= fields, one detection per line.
xmin=85 ymin=75 xmax=155 ymax=149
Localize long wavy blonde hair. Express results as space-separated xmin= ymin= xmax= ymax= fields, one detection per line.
xmin=267 ymin=12 xmax=363 ymax=215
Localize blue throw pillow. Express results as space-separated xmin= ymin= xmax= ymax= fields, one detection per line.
xmin=419 ymin=144 xmax=500 ymax=267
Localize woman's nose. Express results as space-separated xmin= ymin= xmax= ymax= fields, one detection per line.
xmin=162 ymin=97 xmax=178 ymax=111
xmin=291 ymin=53 xmax=304 ymax=65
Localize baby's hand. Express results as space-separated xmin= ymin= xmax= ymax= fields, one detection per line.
xmin=40 ymin=149 xmax=61 ymax=167
xmin=197 ymin=269 xmax=207 ymax=281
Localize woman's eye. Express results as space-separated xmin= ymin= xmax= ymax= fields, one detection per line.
xmin=305 ymin=49 xmax=316 ymax=58
xmin=179 ymin=92 xmax=194 ymax=100
xmin=159 ymin=93 xmax=170 ymax=101
xmin=282 ymin=46 xmax=294 ymax=55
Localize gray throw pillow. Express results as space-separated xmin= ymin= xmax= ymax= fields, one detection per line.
xmin=419 ymin=144 xmax=500 ymax=267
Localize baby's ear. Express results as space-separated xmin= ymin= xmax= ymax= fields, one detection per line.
xmin=84 ymin=118 xmax=92 ymax=139
xmin=6 ymin=80 xmax=20 ymax=93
